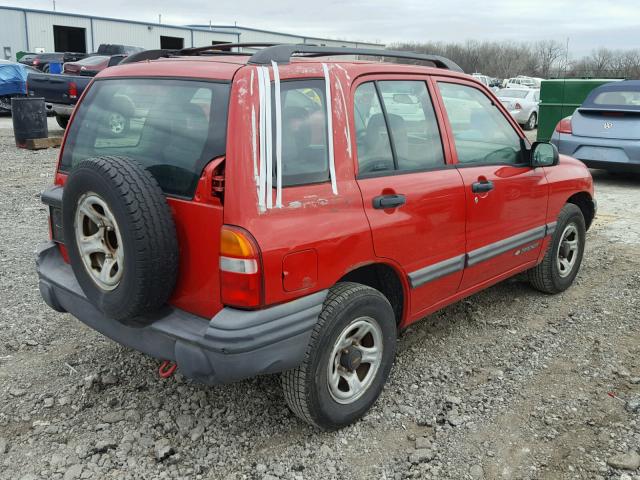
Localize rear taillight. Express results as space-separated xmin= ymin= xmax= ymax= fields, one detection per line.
xmin=556 ymin=117 xmax=572 ymax=134
xmin=68 ymin=82 xmax=78 ymax=100
xmin=33 ymin=59 xmax=39 ymax=66
xmin=220 ymin=225 xmax=262 ymax=308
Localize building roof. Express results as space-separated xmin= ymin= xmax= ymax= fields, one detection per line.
xmin=187 ymin=24 xmax=384 ymax=47
xmin=0 ymin=5 xmax=383 ymax=47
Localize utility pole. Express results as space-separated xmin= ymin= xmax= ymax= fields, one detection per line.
xmin=53 ymin=0 xmax=56 ymax=11
xmin=158 ymin=14 xmax=161 ymax=24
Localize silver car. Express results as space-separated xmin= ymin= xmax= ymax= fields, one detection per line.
xmin=496 ymin=88 xmax=539 ymax=130
xmin=551 ymin=80 xmax=640 ymax=174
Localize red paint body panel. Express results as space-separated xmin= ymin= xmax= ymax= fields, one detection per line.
xmin=357 ymin=170 xmax=467 ymax=318
xmin=283 ymin=249 xmax=318 ymax=292
xmin=165 ymin=197 xmax=223 ymax=318
xmin=49 ymin=55 xmax=595 ymax=327
xmin=456 ymin=165 xmax=548 ymax=289
xmin=543 ymin=155 xmax=595 ymax=223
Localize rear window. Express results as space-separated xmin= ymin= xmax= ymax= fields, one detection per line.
xmin=593 ymin=90 xmax=640 ymax=107
xmin=60 ymin=78 xmax=230 ymax=198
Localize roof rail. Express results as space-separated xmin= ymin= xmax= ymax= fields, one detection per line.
xmin=180 ymin=42 xmax=280 ymax=55
xmin=248 ymin=44 xmax=464 ymax=72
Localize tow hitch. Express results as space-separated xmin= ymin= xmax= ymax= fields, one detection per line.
xmin=158 ymin=360 xmax=177 ymax=378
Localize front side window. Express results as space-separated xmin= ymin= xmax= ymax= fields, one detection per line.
xmin=276 ymin=79 xmax=330 ymax=186
xmin=60 ymin=78 xmax=230 ymax=197
xmin=438 ymin=82 xmax=524 ymax=165
xmin=354 ymin=80 xmax=444 ymax=175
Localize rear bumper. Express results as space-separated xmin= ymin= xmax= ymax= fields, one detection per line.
xmin=45 ymin=103 xmax=74 ymax=117
xmin=508 ymin=110 xmax=530 ymax=124
xmin=552 ymin=132 xmax=640 ymax=172
xmin=36 ymin=242 xmax=326 ymax=384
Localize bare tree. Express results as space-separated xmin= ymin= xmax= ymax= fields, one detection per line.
xmin=390 ymin=40 xmax=640 ymax=81
xmin=534 ymin=40 xmax=566 ymax=78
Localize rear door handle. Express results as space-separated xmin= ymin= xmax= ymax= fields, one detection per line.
xmin=472 ymin=180 xmax=494 ymax=193
xmin=372 ymin=194 xmax=406 ymax=209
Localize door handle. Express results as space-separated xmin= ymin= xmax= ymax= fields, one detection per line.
xmin=472 ymin=180 xmax=494 ymax=193
xmin=372 ymin=194 xmax=406 ymax=209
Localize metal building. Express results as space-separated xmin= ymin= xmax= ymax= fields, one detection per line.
xmin=0 ymin=5 xmax=384 ymax=61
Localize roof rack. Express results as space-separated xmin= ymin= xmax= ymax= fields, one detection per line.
xmin=119 ymin=49 xmax=178 ymax=64
xmin=120 ymin=43 xmax=286 ymax=64
xmin=119 ymin=43 xmax=463 ymax=73
xmin=248 ymin=44 xmax=464 ymax=72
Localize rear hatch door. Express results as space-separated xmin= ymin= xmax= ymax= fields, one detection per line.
xmin=56 ymin=76 xmax=231 ymax=318
xmin=572 ymin=108 xmax=640 ymax=140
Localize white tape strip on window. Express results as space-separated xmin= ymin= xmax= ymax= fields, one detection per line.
xmin=322 ymin=63 xmax=338 ymax=195
xmin=251 ymin=105 xmax=258 ymax=184
xmin=272 ymin=61 xmax=283 ymax=208
xmin=256 ymin=67 xmax=267 ymax=212
xmin=263 ymin=66 xmax=273 ymax=209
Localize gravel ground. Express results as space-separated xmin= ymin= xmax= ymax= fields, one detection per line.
xmin=0 ymin=125 xmax=639 ymax=480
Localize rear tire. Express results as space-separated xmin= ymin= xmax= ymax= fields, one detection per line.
xmin=524 ymin=112 xmax=537 ymax=131
xmin=282 ymin=283 xmax=396 ymax=430
xmin=528 ymin=203 xmax=586 ymax=294
xmin=55 ymin=114 xmax=68 ymax=129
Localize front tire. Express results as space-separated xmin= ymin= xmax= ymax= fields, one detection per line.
xmin=528 ymin=203 xmax=586 ymax=293
xmin=282 ymin=283 xmax=397 ymax=430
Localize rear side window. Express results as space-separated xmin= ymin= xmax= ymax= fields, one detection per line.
xmin=276 ymin=79 xmax=330 ymax=186
xmin=354 ymin=80 xmax=444 ymax=176
xmin=60 ymin=78 xmax=229 ymax=198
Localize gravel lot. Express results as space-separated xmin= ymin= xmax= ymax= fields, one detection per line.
xmin=0 ymin=123 xmax=639 ymax=480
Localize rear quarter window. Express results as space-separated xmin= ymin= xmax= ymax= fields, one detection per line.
xmin=276 ymin=79 xmax=330 ymax=187
xmin=60 ymin=78 xmax=230 ymax=198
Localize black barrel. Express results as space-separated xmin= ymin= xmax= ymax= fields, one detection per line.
xmin=11 ymin=97 xmax=48 ymax=148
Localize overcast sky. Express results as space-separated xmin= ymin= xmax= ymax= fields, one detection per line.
xmin=12 ymin=0 xmax=640 ymax=57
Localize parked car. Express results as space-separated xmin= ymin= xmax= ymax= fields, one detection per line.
xmin=504 ymin=77 xmax=537 ymax=89
xmin=63 ymin=54 xmax=126 ymax=76
xmin=36 ymin=44 xmax=595 ymax=430
xmin=551 ymin=80 xmax=640 ymax=173
xmin=27 ymin=71 xmax=92 ymax=127
xmin=472 ymin=73 xmax=500 ymax=92
xmin=496 ymin=88 xmax=540 ymax=130
xmin=17 ymin=53 xmax=38 ymax=67
xmin=31 ymin=52 xmax=88 ymax=72
xmin=0 ymin=60 xmax=39 ymax=112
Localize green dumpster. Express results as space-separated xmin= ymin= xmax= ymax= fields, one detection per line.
xmin=537 ymin=79 xmax=622 ymax=142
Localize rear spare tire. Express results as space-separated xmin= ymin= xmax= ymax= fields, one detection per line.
xmin=62 ymin=156 xmax=178 ymax=321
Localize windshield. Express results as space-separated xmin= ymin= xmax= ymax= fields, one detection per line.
xmin=75 ymin=56 xmax=109 ymax=66
xmin=498 ymin=89 xmax=529 ymax=99
xmin=60 ymin=78 xmax=230 ymax=198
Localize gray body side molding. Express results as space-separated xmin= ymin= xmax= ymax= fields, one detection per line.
xmin=409 ymin=254 xmax=466 ymax=288
xmin=409 ymin=222 xmax=559 ymax=288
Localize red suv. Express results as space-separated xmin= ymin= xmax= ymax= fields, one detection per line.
xmin=37 ymin=44 xmax=596 ymax=430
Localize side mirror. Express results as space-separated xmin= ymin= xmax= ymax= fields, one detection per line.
xmin=531 ymin=142 xmax=559 ymax=167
